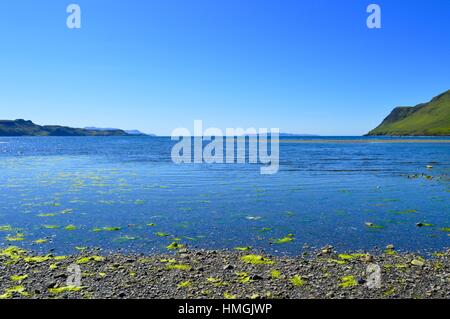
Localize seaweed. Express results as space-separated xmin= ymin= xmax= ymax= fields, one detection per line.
xmin=48 ymin=286 xmax=84 ymax=295
xmin=10 ymin=275 xmax=28 ymax=282
xmin=272 ymin=233 xmax=295 ymax=244
xmin=76 ymin=256 xmax=105 ymax=264
xmin=270 ymin=269 xmax=281 ymax=279
xmin=177 ymin=281 xmax=192 ymax=288
xmin=339 ymin=276 xmax=358 ymax=288
xmin=166 ymin=242 xmax=184 ymax=250
xmin=166 ymin=264 xmax=191 ymax=271
xmin=290 ymin=275 xmax=305 ymax=287
xmin=0 ymin=286 xmax=28 ymax=299
xmin=241 ymin=254 xmax=274 ymax=265
xmin=236 ymin=272 xmax=252 ymax=283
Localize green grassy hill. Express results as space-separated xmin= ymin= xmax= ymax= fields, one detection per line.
xmin=367 ymin=90 xmax=450 ymax=136
xmin=0 ymin=119 xmax=130 ymax=136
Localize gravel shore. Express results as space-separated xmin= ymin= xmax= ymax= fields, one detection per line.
xmin=1 ymin=245 xmax=449 ymax=299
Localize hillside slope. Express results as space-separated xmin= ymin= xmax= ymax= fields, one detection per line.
xmin=0 ymin=120 xmax=130 ymax=136
xmin=367 ymin=90 xmax=450 ymax=136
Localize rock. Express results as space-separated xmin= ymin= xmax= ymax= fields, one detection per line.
xmin=411 ymin=259 xmax=425 ymax=267
xmin=357 ymin=278 xmax=366 ymax=285
xmin=223 ymin=264 xmax=234 ymax=270
xmin=321 ymin=245 xmax=333 ymax=254
xmin=386 ymin=244 xmax=395 ymax=250
xmin=47 ymin=281 xmax=57 ymax=288
xmin=250 ymin=274 xmax=264 ymax=281
xmin=364 ymin=255 xmax=374 ymax=263
xmin=416 ymin=223 xmax=424 ymax=227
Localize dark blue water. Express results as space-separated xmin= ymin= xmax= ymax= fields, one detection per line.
xmin=0 ymin=136 xmax=449 ymax=255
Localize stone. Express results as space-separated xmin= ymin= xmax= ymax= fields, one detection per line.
xmin=411 ymin=259 xmax=425 ymax=267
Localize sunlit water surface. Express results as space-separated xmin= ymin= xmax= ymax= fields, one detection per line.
xmin=0 ymin=136 xmax=449 ymax=255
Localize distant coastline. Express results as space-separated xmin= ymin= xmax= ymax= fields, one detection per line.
xmin=0 ymin=119 xmax=147 ymax=137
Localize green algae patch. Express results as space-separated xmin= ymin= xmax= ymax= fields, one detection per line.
xmin=177 ymin=281 xmax=192 ymax=288
xmin=272 ymin=233 xmax=295 ymax=244
xmin=0 ymin=225 xmax=13 ymax=231
xmin=0 ymin=246 xmax=27 ymax=259
xmin=439 ymin=228 xmax=450 ymax=232
xmin=49 ymin=286 xmax=84 ymax=295
xmin=10 ymin=275 xmax=28 ymax=282
xmin=0 ymin=286 xmax=28 ymax=299
xmin=207 ymin=277 xmax=229 ymax=287
xmin=147 ymin=223 xmax=156 ymax=227
xmin=259 ymin=227 xmax=272 ymax=233
xmin=6 ymin=233 xmax=25 ymax=242
xmin=54 ymin=256 xmax=67 ymax=261
xmin=115 ymin=235 xmax=138 ymax=243
xmin=160 ymin=258 xmax=177 ymax=263
xmin=241 ymin=254 xmax=274 ymax=265
xmin=93 ymin=226 xmax=121 ymax=232
xmin=24 ymin=255 xmax=52 ymax=263
xmin=43 ymin=225 xmax=60 ymax=229
xmin=38 ymin=213 xmax=57 ymax=217
xmin=155 ymin=232 xmax=170 ymax=237
xmin=236 ymin=272 xmax=252 ymax=284
xmin=34 ymin=239 xmax=49 ymax=244
xmin=270 ymin=269 xmax=281 ymax=279
xmin=339 ymin=276 xmax=358 ymax=288
xmin=224 ymin=292 xmax=237 ymax=299
xmin=365 ymin=222 xmax=385 ymax=229
xmin=338 ymin=253 xmax=367 ymax=260
xmin=290 ymin=275 xmax=305 ymax=287
xmin=166 ymin=264 xmax=191 ymax=271
xmin=411 ymin=258 xmax=425 ymax=267
xmin=76 ymin=256 xmax=105 ymax=264
xmin=234 ymin=246 xmax=252 ymax=251
xmin=166 ymin=242 xmax=184 ymax=250
xmin=384 ymin=264 xmax=406 ymax=270
xmin=384 ymin=248 xmax=397 ymax=256
xmin=327 ymin=258 xmax=347 ymax=265
xmin=65 ymin=225 xmax=77 ymax=231
xmin=416 ymin=222 xmax=434 ymax=227
xmin=383 ymin=287 xmax=396 ymax=297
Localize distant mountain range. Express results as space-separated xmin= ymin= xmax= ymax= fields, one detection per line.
xmin=0 ymin=120 xmax=145 ymax=136
xmin=367 ymin=90 xmax=450 ymax=136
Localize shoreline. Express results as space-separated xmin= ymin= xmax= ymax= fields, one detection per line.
xmin=1 ymin=246 xmax=449 ymax=299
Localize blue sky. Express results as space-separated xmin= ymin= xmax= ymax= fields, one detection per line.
xmin=0 ymin=0 xmax=449 ymax=135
